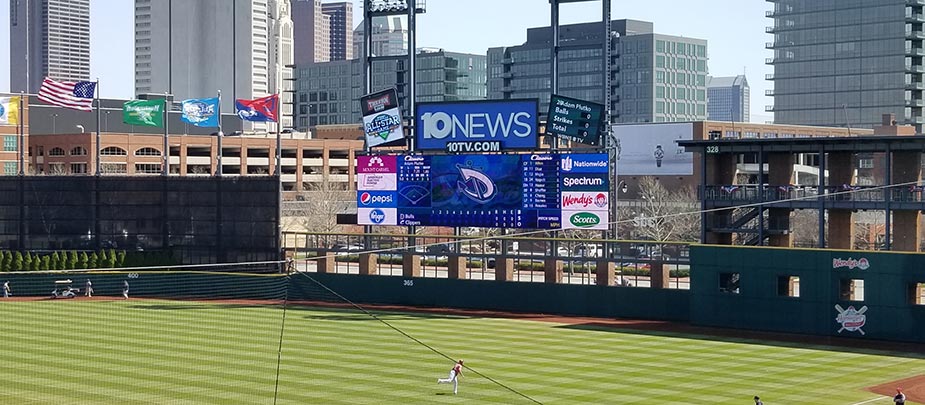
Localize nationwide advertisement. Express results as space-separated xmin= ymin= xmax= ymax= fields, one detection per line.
xmin=355 ymin=153 xmax=608 ymax=229
xmin=415 ymin=100 xmax=539 ymax=151
xmin=613 ymin=123 xmax=694 ymax=175
xmin=360 ymin=88 xmax=404 ymax=148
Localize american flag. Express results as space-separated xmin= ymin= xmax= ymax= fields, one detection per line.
xmin=38 ymin=77 xmax=97 ymax=111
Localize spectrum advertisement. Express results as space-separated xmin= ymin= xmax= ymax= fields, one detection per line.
xmin=414 ymin=100 xmax=539 ymax=152
xmin=356 ymin=153 xmax=609 ymax=229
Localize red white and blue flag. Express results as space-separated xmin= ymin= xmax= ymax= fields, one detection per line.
xmin=38 ymin=77 xmax=96 ymax=111
xmin=235 ymin=94 xmax=278 ymax=122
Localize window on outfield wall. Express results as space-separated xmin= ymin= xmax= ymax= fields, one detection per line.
xmin=839 ymin=278 xmax=864 ymax=301
xmin=777 ymin=275 xmax=800 ymax=297
xmin=719 ymin=272 xmax=740 ymax=294
xmin=910 ymin=282 xmax=925 ymax=305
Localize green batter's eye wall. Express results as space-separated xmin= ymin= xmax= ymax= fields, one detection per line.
xmin=690 ymin=244 xmax=925 ymax=342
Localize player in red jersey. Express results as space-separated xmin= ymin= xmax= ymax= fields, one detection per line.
xmin=437 ymin=360 xmax=464 ymax=394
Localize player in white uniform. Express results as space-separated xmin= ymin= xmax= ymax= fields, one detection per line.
xmin=437 ymin=360 xmax=464 ymax=395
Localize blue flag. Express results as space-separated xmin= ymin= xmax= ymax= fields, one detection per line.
xmin=180 ymin=97 xmax=220 ymax=127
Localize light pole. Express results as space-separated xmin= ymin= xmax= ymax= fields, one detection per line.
xmin=52 ymin=114 xmax=58 ymax=134
xmin=105 ymin=111 xmax=111 ymax=132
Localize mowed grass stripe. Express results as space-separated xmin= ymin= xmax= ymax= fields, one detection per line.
xmin=3 ymin=301 xmax=925 ymax=404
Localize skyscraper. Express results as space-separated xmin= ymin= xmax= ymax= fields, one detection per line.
xmin=353 ymin=16 xmax=409 ymax=59
xmin=707 ymin=75 xmax=750 ymax=122
xmin=767 ymin=0 xmax=924 ymax=131
xmin=292 ymin=0 xmax=329 ymax=64
xmin=134 ymin=0 xmax=294 ymax=129
xmin=322 ymin=2 xmax=353 ymax=61
xmin=10 ymin=0 xmax=91 ymax=93
xmin=488 ymin=20 xmax=709 ymax=124
xmin=292 ymin=49 xmax=486 ymax=130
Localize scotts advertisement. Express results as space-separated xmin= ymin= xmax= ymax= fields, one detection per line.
xmin=415 ymin=100 xmax=539 ymax=152
xmin=354 ymin=152 xmax=608 ymax=229
xmin=360 ymin=88 xmax=404 ymax=148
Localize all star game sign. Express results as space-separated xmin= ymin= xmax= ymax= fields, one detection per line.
xmin=360 ymin=88 xmax=405 ymax=148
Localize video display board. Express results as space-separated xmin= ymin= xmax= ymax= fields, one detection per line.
xmin=357 ymin=153 xmax=609 ymax=229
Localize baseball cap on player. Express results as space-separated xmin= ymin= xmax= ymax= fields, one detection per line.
xmin=458 ymin=360 xmax=464 ymax=364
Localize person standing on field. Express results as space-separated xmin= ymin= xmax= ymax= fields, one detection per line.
xmin=895 ymin=388 xmax=906 ymax=404
xmin=85 ymin=280 xmax=93 ymax=298
xmin=437 ymin=360 xmax=464 ymax=395
xmin=122 ymin=280 xmax=129 ymax=299
xmin=754 ymin=396 xmax=763 ymax=405
xmin=3 ymin=281 xmax=10 ymax=298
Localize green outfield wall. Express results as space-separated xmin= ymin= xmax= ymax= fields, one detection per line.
xmin=690 ymin=245 xmax=925 ymax=343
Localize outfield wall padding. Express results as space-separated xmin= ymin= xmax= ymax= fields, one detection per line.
xmin=689 ymin=245 xmax=925 ymax=343
xmin=289 ymin=273 xmax=691 ymax=321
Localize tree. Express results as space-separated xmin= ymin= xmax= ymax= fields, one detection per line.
xmin=790 ymin=210 xmax=822 ymax=248
xmin=78 ymin=252 xmax=89 ymax=269
xmin=284 ymin=181 xmax=356 ymax=234
xmin=634 ymin=176 xmax=701 ymax=242
xmin=88 ymin=252 xmax=99 ymax=269
xmin=41 ymin=255 xmax=50 ymax=271
xmin=23 ymin=252 xmax=33 ymax=271
xmin=116 ymin=251 xmax=126 ymax=267
xmin=67 ymin=251 xmax=78 ymax=270
xmin=11 ymin=252 xmax=23 ymax=271
xmin=31 ymin=255 xmax=41 ymax=271
xmin=0 ymin=251 xmax=10 ymax=271
xmin=50 ymin=252 xmax=62 ymax=270
xmin=108 ymin=249 xmax=118 ymax=268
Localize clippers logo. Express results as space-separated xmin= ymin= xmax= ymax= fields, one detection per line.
xmin=456 ymin=164 xmax=496 ymax=203
xmin=368 ymin=209 xmax=386 ymax=224
xmin=833 ymin=257 xmax=870 ymax=270
xmin=835 ymin=304 xmax=867 ymax=335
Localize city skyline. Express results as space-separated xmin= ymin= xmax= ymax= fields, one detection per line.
xmin=0 ymin=0 xmax=771 ymax=123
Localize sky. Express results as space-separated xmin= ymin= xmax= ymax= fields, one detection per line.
xmin=0 ymin=0 xmax=772 ymax=123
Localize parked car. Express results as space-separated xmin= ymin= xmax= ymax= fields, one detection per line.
xmin=331 ymin=243 xmax=364 ymax=255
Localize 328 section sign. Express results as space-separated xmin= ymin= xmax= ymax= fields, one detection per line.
xmin=356 ymin=153 xmax=609 ymax=230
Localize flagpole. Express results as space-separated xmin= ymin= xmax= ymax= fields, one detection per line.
xmin=95 ymin=78 xmax=101 ymax=176
xmin=275 ymin=93 xmax=281 ymax=177
xmin=163 ymin=92 xmax=169 ymax=176
xmin=217 ymin=90 xmax=223 ymax=177
xmin=18 ymin=92 xmax=25 ymax=176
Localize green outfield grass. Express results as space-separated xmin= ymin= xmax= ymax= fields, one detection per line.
xmin=1 ymin=299 xmax=923 ymax=404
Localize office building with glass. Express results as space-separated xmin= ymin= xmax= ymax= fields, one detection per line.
xmin=707 ymin=75 xmax=750 ymax=122
xmin=293 ymin=49 xmax=486 ymax=130
xmin=767 ymin=0 xmax=925 ymax=131
xmin=487 ymin=19 xmax=709 ymax=124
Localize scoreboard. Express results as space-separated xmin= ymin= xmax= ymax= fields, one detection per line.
xmin=357 ymin=153 xmax=609 ymax=229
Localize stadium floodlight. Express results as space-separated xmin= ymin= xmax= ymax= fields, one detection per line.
xmin=367 ymin=0 xmax=408 ymax=13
